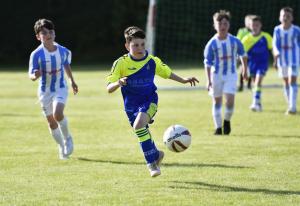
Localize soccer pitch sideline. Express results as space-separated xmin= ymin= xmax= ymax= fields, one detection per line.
xmin=0 ymin=67 xmax=299 ymax=206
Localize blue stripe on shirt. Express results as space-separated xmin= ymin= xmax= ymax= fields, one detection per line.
xmin=40 ymin=51 xmax=47 ymax=92
xmin=212 ymin=40 xmax=219 ymax=74
xmin=284 ymin=33 xmax=289 ymax=66
xmin=292 ymin=28 xmax=297 ymax=66
xmin=222 ymin=42 xmax=228 ymax=75
xmin=230 ymin=37 xmax=235 ymax=74
xmin=58 ymin=47 xmax=66 ymax=88
xmin=50 ymin=55 xmax=57 ymax=92
xmin=276 ymin=29 xmax=282 ymax=66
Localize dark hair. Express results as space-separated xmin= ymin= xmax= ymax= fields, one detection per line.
xmin=34 ymin=19 xmax=55 ymax=34
xmin=124 ymin=26 xmax=145 ymax=43
xmin=251 ymin=15 xmax=262 ymax=23
xmin=281 ymin=6 xmax=293 ymax=14
xmin=213 ymin=10 xmax=231 ymax=22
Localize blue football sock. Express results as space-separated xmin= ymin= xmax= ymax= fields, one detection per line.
xmin=135 ymin=127 xmax=159 ymax=164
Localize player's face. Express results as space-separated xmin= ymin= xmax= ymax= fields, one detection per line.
xmin=126 ymin=38 xmax=146 ymax=59
xmin=245 ymin=17 xmax=251 ymax=29
xmin=36 ymin=28 xmax=56 ymax=45
xmin=279 ymin=10 xmax=293 ymax=25
xmin=250 ymin=20 xmax=262 ymax=35
xmin=214 ymin=18 xmax=230 ymax=36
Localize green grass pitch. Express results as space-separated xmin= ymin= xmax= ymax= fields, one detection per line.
xmin=0 ymin=66 xmax=299 ymax=205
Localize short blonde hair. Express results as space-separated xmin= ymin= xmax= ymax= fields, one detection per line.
xmin=213 ymin=10 xmax=231 ymax=22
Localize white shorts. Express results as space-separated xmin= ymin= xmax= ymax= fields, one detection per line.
xmin=38 ymin=88 xmax=68 ymax=116
xmin=209 ymin=73 xmax=237 ymax=97
xmin=278 ymin=66 xmax=299 ymax=78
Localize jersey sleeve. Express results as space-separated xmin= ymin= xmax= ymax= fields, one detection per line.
xmin=241 ymin=34 xmax=251 ymax=52
xmin=297 ymin=27 xmax=300 ymax=45
xmin=65 ymin=49 xmax=72 ymax=65
xmin=28 ymin=52 xmax=40 ymax=76
xmin=236 ymin=38 xmax=246 ymax=57
xmin=106 ymin=59 xmax=122 ymax=83
xmin=236 ymin=28 xmax=244 ymax=40
xmin=153 ymin=57 xmax=172 ymax=79
xmin=204 ymin=42 xmax=214 ymax=67
xmin=264 ymin=32 xmax=273 ymax=50
xmin=272 ymin=27 xmax=280 ymax=56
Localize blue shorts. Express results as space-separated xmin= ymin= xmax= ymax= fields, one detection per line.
xmin=126 ymin=101 xmax=158 ymax=127
xmin=249 ymin=62 xmax=268 ymax=77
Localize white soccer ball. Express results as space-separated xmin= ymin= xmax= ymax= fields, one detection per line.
xmin=163 ymin=125 xmax=191 ymax=152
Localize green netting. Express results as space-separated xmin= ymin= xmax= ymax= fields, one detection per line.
xmin=154 ymin=0 xmax=300 ymax=65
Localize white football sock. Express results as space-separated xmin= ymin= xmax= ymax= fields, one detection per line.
xmin=49 ymin=127 xmax=64 ymax=146
xmin=58 ymin=117 xmax=70 ymax=140
xmin=284 ymin=85 xmax=290 ymax=104
xmin=212 ymin=104 xmax=222 ymax=129
xmin=289 ymin=84 xmax=298 ymax=111
xmin=224 ymin=105 xmax=234 ymax=121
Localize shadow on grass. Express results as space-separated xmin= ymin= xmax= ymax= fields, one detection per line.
xmin=170 ymin=181 xmax=300 ymax=196
xmin=1 ymin=113 xmax=39 ymax=117
xmin=77 ymin=157 xmax=252 ymax=169
xmin=232 ymin=133 xmax=300 ymax=139
xmin=264 ymin=109 xmax=300 ymax=115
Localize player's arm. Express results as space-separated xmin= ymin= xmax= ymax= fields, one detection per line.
xmin=106 ymin=59 xmax=125 ymax=93
xmin=169 ymin=73 xmax=199 ymax=86
xmin=204 ymin=42 xmax=214 ymax=90
xmin=107 ymin=77 xmax=127 ymax=93
xmin=63 ymin=50 xmax=78 ymax=94
xmin=272 ymin=29 xmax=280 ymax=69
xmin=240 ymin=56 xmax=248 ymax=80
xmin=204 ymin=65 xmax=212 ymax=91
xmin=236 ymin=39 xmax=248 ymax=80
xmin=154 ymin=57 xmax=198 ymax=86
xmin=64 ymin=64 xmax=78 ymax=95
xmin=28 ymin=52 xmax=41 ymax=81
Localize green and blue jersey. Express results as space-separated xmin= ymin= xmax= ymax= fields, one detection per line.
xmin=242 ymin=32 xmax=272 ymax=74
xmin=107 ymin=51 xmax=171 ymax=114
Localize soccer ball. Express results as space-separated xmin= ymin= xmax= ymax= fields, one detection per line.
xmin=163 ymin=125 xmax=191 ymax=152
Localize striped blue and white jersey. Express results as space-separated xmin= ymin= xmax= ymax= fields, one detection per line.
xmin=28 ymin=43 xmax=71 ymax=93
xmin=204 ymin=33 xmax=246 ymax=76
xmin=273 ymin=24 xmax=300 ymax=68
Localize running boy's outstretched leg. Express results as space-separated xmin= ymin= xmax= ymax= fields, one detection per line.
xmin=133 ymin=112 xmax=163 ymax=177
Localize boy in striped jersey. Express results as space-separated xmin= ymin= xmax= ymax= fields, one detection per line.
xmin=273 ymin=7 xmax=300 ymax=114
xmin=204 ymin=10 xmax=248 ymax=135
xmin=107 ymin=26 xmax=198 ymax=177
xmin=29 ymin=19 xmax=78 ymax=159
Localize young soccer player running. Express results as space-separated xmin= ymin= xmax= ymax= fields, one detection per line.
xmin=237 ymin=14 xmax=254 ymax=91
xmin=273 ymin=7 xmax=300 ymax=115
xmin=242 ymin=15 xmax=273 ymax=112
xmin=204 ymin=10 xmax=248 ymax=135
xmin=28 ymin=19 xmax=78 ymax=159
xmin=106 ymin=26 xmax=198 ymax=177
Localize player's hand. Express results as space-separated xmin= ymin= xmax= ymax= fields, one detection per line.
xmin=30 ymin=70 xmax=41 ymax=81
xmin=183 ymin=77 xmax=199 ymax=86
xmin=206 ymin=81 xmax=212 ymax=91
xmin=118 ymin=77 xmax=127 ymax=86
xmin=242 ymin=71 xmax=248 ymax=81
xmin=273 ymin=60 xmax=278 ymax=70
xmin=71 ymin=81 xmax=78 ymax=95
xmin=34 ymin=70 xmax=41 ymax=79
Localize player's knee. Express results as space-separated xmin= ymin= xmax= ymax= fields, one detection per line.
xmin=48 ymin=121 xmax=58 ymax=130
xmin=225 ymin=100 xmax=234 ymax=107
xmin=133 ymin=122 xmax=143 ymax=130
xmin=53 ymin=112 xmax=64 ymax=122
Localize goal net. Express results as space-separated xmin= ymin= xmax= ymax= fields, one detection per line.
xmin=146 ymin=0 xmax=300 ymax=66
